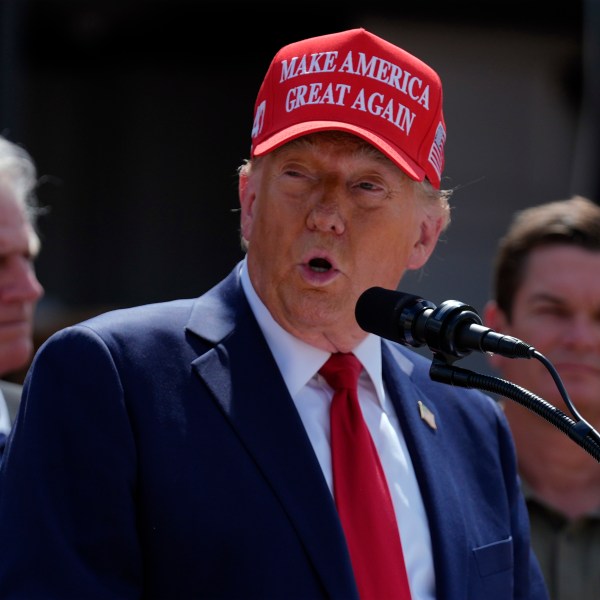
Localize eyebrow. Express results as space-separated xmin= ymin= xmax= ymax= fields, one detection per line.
xmin=526 ymin=291 xmax=566 ymax=304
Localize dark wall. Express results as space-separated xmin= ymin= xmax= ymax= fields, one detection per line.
xmin=6 ymin=1 xmax=358 ymax=310
xmin=0 ymin=0 xmax=591 ymax=380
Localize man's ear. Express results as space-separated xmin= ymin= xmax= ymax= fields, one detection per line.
xmin=239 ymin=171 xmax=256 ymax=241
xmin=406 ymin=216 xmax=444 ymax=270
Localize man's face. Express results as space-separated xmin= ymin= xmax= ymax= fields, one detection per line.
xmin=486 ymin=245 xmax=600 ymax=421
xmin=239 ymin=135 xmax=443 ymax=352
xmin=0 ymin=183 xmax=44 ymax=376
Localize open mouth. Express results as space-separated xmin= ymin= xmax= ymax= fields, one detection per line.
xmin=308 ymin=258 xmax=333 ymax=273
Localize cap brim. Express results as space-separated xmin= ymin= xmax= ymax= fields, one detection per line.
xmin=252 ymin=121 xmax=426 ymax=183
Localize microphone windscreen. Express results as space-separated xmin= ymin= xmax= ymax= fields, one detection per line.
xmin=355 ymin=287 xmax=422 ymax=342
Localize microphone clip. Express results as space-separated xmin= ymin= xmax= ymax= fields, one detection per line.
xmin=406 ymin=298 xmax=484 ymax=364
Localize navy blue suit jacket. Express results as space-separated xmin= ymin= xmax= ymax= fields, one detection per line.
xmin=0 ymin=263 xmax=548 ymax=599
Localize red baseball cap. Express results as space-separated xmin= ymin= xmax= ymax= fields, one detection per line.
xmin=250 ymin=28 xmax=446 ymax=189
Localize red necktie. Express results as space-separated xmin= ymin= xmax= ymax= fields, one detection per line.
xmin=320 ymin=353 xmax=412 ymax=600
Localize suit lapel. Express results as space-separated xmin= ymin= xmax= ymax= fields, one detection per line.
xmin=187 ymin=266 xmax=358 ymax=599
xmin=382 ymin=343 xmax=468 ymax=600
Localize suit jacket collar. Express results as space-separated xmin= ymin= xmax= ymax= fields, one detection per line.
xmin=186 ymin=263 xmax=359 ymax=599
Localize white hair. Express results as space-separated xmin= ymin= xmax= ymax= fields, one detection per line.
xmin=0 ymin=135 xmax=41 ymax=252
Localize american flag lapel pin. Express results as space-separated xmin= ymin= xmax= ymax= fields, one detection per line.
xmin=418 ymin=400 xmax=437 ymax=430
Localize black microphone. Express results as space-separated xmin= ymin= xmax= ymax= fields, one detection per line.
xmin=355 ymin=287 xmax=536 ymax=360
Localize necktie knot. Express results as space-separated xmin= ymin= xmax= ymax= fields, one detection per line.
xmin=319 ymin=353 xmax=362 ymax=391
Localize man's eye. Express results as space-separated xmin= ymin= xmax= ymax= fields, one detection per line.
xmin=535 ymin=306 xmax=570 ymax=318
xmin=357 ymin=181 xmax=378 ymax=191
xmin=354 ymin=180 xmax=389 ymax=196
xmin=282 ymin=166 xmax=314 ymax=180
xmin=278 ymin=171 xmax=314 ymax=196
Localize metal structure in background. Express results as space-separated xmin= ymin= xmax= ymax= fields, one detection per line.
xmin=572 ymin=0 xmax=600 ymax=201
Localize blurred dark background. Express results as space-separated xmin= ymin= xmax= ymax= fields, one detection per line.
xmin=1 ymin=0 xmax=598 ymax=380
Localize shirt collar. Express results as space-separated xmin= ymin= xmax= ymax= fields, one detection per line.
xmin=240 ymin=258 xmax=385 ymax=405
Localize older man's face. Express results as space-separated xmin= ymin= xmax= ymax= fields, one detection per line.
xmin=0 ymin=183 xmax=44 ymax=376
xmin=239 ymin=135 xmax=443 ymax=352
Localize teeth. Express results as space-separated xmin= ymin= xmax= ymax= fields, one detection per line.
xmin=309 ymin=258 xmax=331 ymax=272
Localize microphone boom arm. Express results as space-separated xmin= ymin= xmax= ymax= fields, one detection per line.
xmin=429 ymin=355 xmax=600 ymax=463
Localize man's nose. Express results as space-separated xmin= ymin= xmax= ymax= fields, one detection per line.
xmin=306 ymin=187 xmax=347 ymax=234
xmin=0 ymin=256 xmax=44 ymax=303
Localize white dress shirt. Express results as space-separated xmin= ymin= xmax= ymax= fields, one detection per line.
xmin=0 ymin=390 xmax=10 ymax=436
xmin=240 ymin=259 xmax=435 ymax=599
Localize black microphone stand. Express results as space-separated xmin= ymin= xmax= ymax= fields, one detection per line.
xmin=429 ymin=354 xmax=600 ymax=463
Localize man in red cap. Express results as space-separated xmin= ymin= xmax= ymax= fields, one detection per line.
xmin=0 ymin=29 xmax=548 ymax=599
